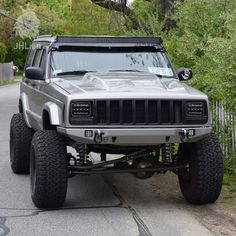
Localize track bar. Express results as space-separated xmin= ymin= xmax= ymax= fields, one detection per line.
xmin=69 ymin=165 xmax=186 ymax=175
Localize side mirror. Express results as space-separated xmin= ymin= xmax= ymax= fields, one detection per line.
xmin=176 ymin=68 xmax=193 ymax=81
xmin=25 ymin=67 xmax=44 ymax=80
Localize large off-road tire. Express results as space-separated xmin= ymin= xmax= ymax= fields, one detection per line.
xmin=30 ymin=130 xmax=68 ymax=208
xmin=10 ymin=113 xmax=34 ymax=174
xmin=178 ymin=133 xmax=223 ymax=204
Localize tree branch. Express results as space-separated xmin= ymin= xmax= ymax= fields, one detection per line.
xmin=91 ymin=0 xmax=140 ymax=29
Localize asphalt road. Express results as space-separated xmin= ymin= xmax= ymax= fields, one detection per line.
xmin=0 ymin=83 xmax=235 ymax=236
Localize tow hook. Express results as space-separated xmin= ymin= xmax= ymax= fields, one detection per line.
xmin=94 ymin=130 xmax=104 ymax=144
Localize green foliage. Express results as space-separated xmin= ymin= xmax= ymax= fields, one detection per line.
xmin=224 ymin=155 xmax=236 ymax=175
xmin=34 ymin=3 xmax=67 ymax=35
xmin=32 ymin=0 xmax=70 ymax=18
xmin=193 ymin=37 xmax=236 ymax=106
xmin=132 ymin=0 xmax=158 ymax=19
xmin=6 ymin=39 xmax=30 ymax=70
xmin=0 ymin=78 xmax=18 ymax=86
xmin=66 ymin=0 xmax=120 ymax=35
xmin=130 ymin=0 xmax=236 ymax=109
xmin=168 ymin=0 xmax=236 ymax=108
xmin=0 ymin=42 xmax=7 ymax=62
xmin=223 ymin=173 xmax=236 ymax=202
xmin=0 ymin=0 xmax=117 ymax=68
xmin=124 ymin=2 xmax=164 ymax=38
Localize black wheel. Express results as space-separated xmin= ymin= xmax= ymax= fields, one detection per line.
xmin=10 ymin=113 xmax=34 ymax=174
xmin=178 ymin=133 xmax=223 ymax=204
xmin=30 ymin=130 xmax=68 ymax=208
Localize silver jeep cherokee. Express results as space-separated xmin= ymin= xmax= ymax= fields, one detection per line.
xmin=10 ymin=36 xmax=223 ymax=208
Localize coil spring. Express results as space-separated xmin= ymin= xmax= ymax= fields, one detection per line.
xmin=161 ymin=144 xmax=175 ymax=163
xmin=75 ymin=144 xmax=88 ymax=164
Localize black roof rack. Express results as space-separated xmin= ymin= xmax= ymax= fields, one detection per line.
xmin=55 ymin=36 xmax=163 ymax=45
xmin=34 ymin=35 xmax=163 ymax=48
xmin=37 ymin=35 xmax=53 ymax=39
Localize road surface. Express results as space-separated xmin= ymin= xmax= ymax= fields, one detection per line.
xmin=0 ymin=83 xmax=235 ymax=236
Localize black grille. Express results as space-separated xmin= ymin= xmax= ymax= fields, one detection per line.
xmin=96 ymin=99 xmax=183 ymax=125
xmin=70 ymin=99 xmax=208 ymax=125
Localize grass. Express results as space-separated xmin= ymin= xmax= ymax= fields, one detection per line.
xmin=224 ymin=155 xmax=236 ymax=175
xmin=0 ymin=77 xmax=21 ymax=87
xmin=221 ymin=173 xmax=236 ymax=211
xmin=224 ymin=174 xmax=236 ymax=193
xmin=221 ymin=155 xmax=236 ymax=211
xmin=223 ymin=155 xmax=236 ymax=194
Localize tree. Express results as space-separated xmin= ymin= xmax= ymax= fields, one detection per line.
xmin=91 ymin=0 xmax=180 ymax=31
xmin=66 ymin=0 xmax=122 ymax=35
xmin=166 ymin=0 xmax=236 ymax=109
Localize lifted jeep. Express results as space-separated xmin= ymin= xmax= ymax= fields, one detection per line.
xmin=10 ymin=35 xmax=223 ymax=208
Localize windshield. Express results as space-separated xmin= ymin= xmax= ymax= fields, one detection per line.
xmin=51 ymin=48 xmax=175 ymax=78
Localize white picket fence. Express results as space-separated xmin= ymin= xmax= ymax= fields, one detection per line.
xmin=0 ymin=62 xmax=13 ymax=81
xmin=212 ymin=100 xmax=236 ymax=157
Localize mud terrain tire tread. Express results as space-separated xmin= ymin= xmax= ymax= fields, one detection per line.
xmin=30 ymin=130 xmax=68 ymax=208
xmin=10 ymin=113 xmax=34 ymax=174
xmin=178 ymin=133 xmax=223 ymax=204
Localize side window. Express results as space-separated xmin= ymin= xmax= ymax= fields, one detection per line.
xmin=32 ymin=49 xmax=42 ymax=67
xmin=24 ymin=49 xmax=35 ymax=69
xmin=39 ymin=50 xmax=46 ymax=70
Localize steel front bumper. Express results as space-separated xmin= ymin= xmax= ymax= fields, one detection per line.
xmin=57 ymin=127 xmax=212 ymax=145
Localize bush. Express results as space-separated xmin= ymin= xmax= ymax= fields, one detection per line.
xmin=0 ymin=42 xmax=7 ymax=63
xmin=224 ymin=154 xmax=236 ymax=175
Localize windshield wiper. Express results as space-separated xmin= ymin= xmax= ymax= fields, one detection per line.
xmin=155 ymin=74 xmax=163 ymax=78
xmin=155 ymin=74 xmax=175 ymax=78
xmin=56 ymin=70 xmax=94 ymax=76
xmin=109 ymin=69 xmax=146 ymax=73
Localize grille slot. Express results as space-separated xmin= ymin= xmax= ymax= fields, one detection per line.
xmin=136 ymin=100 xmax=145 ymax=123
xmin=173 ymin=101 xmax=182 ymax=124
xmin=123 ymin=100 xmax=133 ymax=123
xmin=110 ymin=101 xmax=119 ymax=123
xmin=97 ymin=101 xmax=106 ymax=124
xmin=161 ymin=101 xmax=170 ymax=123
xmin=148 ymin=100 xmax=158 ymax=123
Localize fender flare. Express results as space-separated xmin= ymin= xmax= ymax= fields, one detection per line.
xmin=42 ymin=102 xmax=62 ymax=126
xmin=19 ymin=93 xmax=32 ymax=128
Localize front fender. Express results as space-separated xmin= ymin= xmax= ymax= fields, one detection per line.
xmin=42 ymin=102 xmax=63 ymax=126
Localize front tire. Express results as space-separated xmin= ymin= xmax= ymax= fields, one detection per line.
xmin=30 ymin=130 xmax=68 ymax=208
xmin=178 ymin=133 xmax=223 ymax=204
xmin=10 ymin=113 xmax=34 ymax=174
